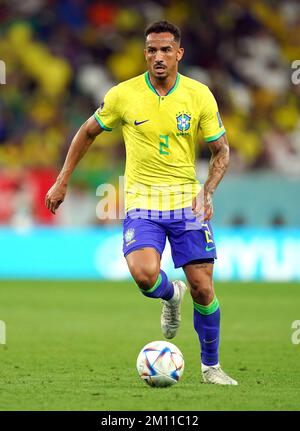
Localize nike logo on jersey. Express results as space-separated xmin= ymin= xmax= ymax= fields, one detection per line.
xmin=206 ymin=245 xmax=216 ymax=252
xmin=134 ymin=119 xmax=149 ymax=126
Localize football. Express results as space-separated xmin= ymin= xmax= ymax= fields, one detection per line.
xmin=136 ymin=340 xmax=184 ymax=387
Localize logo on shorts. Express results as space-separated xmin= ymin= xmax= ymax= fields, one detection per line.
xmin=176 ymin=111 xmax=191 ymax=132
xmin=125 ymin=228 xmax=135 ymax=244
xmin=206 ymin=245 xmax=216 ymax=252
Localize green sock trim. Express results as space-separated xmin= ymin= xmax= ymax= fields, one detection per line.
xmin=139 ymin=273 xmax=162 ymax=293
xmin=193 ymin=296 xmax=219 ymax=315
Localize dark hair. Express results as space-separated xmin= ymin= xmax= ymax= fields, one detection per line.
xmin=144 ymin=20 xmax=181 ymax=43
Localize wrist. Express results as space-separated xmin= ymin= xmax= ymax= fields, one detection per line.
xmin=204 ymin=185 xmax=214 ymax=196
xmin=57 ymin=172 xmax=70 ymax=186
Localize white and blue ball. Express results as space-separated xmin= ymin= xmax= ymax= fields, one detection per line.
xmin=136 ymin=340 xmax=184 ymax=387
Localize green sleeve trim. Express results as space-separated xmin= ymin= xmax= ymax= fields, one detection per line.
xmin=193 ymin=296 xmax=219 ymax=315
xmin=139 ymin=273 xmax=162 ymax=293
xmin=94 ymin=112 xmax=113 ymax=131
xmin=204 ymin=130 xmax=226 ymax=142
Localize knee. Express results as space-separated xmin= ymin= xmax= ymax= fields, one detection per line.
xmin=130 ymin=263 xmax=160 ymax=290
xmin=188 ymin=275 xmax=214 ymax=304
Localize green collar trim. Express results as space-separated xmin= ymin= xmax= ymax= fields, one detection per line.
xmin=145 ymin=72 xmax=159 ymax=95
xmin=167 ymin=73 xmax=180 ymax=95
xmin=144 ymin=72 xmax=180 ymax=96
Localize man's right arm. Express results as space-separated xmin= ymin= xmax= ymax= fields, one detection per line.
xmin=45 ymin=116 xmax=103 ymax=214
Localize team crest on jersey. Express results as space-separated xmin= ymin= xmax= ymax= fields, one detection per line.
xmin=176 ymin=111 xmax=191 ymax=132
xmin=125 ymin=228 xmax=135 ymax=244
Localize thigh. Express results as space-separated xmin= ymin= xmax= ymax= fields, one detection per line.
xmin=123 ymin=215 xmax=167 ymax=260
xmin=125 ymin=246 xmax=161 ymax=282
xmin=168 ymin=218 xmax=217 ymax=269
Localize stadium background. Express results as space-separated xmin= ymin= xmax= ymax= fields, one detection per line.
xmin=1 ymin=0 xmax=300 ymax=281
xmin=1 ymin=0 xmax=300 ymax=412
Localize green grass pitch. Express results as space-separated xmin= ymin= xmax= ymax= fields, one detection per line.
xmin=0 ymin=280 xmax=299 ymax=411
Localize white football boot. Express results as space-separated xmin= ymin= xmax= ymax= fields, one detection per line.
xmin=202 ymin=364 xmax=238 ymax=385
xmin=161 ymin=280 xmax=187 ymax=339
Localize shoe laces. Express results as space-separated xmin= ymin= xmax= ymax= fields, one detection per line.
xmin=161 ymin=299 xmax=179 ymax=323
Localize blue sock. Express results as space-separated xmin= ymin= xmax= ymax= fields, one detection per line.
xmin=193 ymin=297 xmax=220 ymax=366
xmin=139 ymin=270 xmax=174 ymax=300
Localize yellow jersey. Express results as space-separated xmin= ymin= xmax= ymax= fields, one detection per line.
xmin=94 ymin=72 xmax=225 ymax=212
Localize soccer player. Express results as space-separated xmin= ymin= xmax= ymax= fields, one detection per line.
xmin=45 ymin=21 xmax=237 ymax=385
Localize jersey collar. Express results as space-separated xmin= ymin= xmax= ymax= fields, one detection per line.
xmin=145 ymin=71 xmax=180 ymax=96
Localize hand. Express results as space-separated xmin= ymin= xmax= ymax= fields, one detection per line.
xmin=192 ymin=189 xmax=214 ymax=221
xmin=45 ymin=180 xmax=67 ymax=214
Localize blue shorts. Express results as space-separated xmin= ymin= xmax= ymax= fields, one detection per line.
xmin=122 ymin=208 xmax=217 ymax=268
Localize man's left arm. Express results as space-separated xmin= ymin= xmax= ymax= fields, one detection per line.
xmin=192 ymin=133 xmax=230 ymax=220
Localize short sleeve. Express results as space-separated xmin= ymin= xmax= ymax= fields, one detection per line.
xmin=199 ymin=88 xmax=226 ymax=142
xmin=94 ymin=86 xmax=121 ymax=131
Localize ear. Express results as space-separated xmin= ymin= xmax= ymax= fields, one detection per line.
xmin=176 ymin=47 xmax=184 ymax=62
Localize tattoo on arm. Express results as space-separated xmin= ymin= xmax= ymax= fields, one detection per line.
xmin=205 ymin=134 xmax=230 ymax=195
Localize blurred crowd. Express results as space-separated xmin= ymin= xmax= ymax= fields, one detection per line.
xmin=1 ymin=0 xmax=300 ymax=226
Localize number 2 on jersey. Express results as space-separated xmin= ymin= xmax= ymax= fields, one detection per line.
xmin=159 ymin=134 xmax=169 ymax=155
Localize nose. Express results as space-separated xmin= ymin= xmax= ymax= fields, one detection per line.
xmin=154 ymin=51 xmax=164 ymax=62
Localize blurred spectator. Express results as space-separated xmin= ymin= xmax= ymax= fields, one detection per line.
xmin=270 ymin=213 xmax=286 ymax=227
xmin=230 ymin=214 xmax=247 ymax=227
xmin=56 ymin=181 xmax=99 ymax=226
